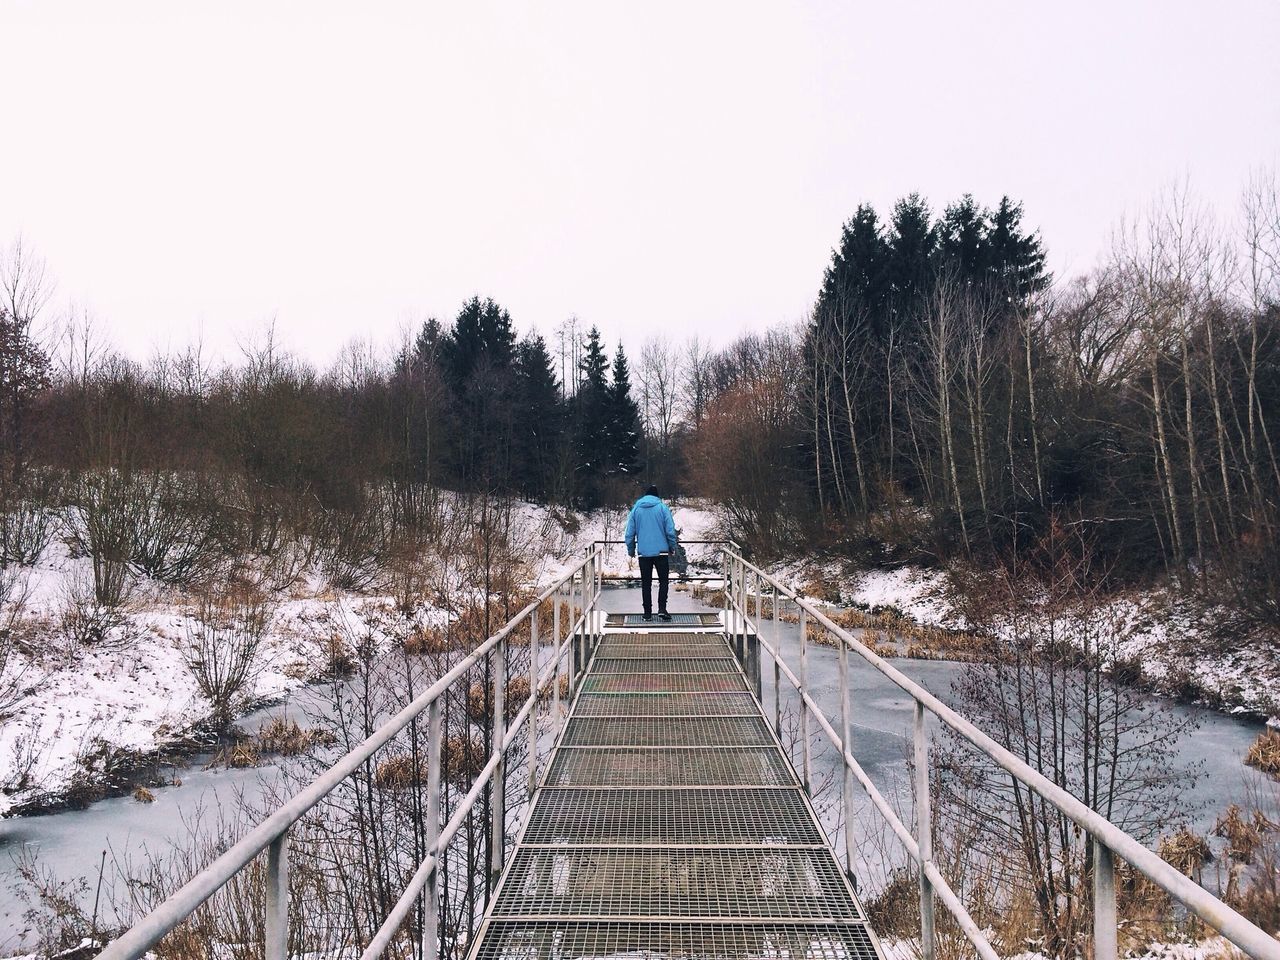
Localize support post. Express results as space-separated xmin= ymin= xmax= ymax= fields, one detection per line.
xmin=772 ymin=585 xmax=782 ymax=737
xmin=264 ymin=831 xmax=288 ymax=960
xmin=914 ymin=701 xmax=936 ymax=960
xmin=1094 ymin=838 xmax=1117 ymax=960
xmin=839 ymin=635 xmax=856 ymax=879
xmin=421 ymin=698 xmax=442 ymax=960
xmin=572 ymin=570 xmax=582 ymax=690
xmin=751 ymin=572 xmax=762 ymax=698
xmin=721 ymin=551 xmax=730 ymax=638
xmin=489 ymin=639 xmax=507 ymax=896
xmin=799 ymin=605 xmax=812 ymax=794
xmin=528 ymin=609 xmax=540 ymax=794
xmin=552 ymin=584 xmax=561 ymax=722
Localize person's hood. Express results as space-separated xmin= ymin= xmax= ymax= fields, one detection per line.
xmin=635 ymin=495 xmax=662 ymax=509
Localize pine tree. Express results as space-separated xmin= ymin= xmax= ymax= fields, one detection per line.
xmin=935 ymin=194 xmax=990 ymax=286
xmin=817 ymin=204 xmax=889 ymax=328
xmin=572 ymin=327 xmax=611 ymax=506
xmin=606 ymin=342 xmax=641 ymax=478
xmin=885 ymin=194 xmax=937 ymax=345
xmin=439 ymin=297 xmax=518 ymax=486
xmin=0 ymin=307 xmax=50 ymax=487
xmin=986 ymin=196 xmax=1050 ymax=304
xmin=439 ymin=296 xmax=516 ymax=393
xmin=512 ymin=333 xmax=563 ymax=498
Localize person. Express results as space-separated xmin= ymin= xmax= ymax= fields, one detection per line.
xmin=624 ymin=484 xmax=677 ymax=622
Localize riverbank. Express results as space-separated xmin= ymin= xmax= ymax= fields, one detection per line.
xmin=763 ymin=556 xmax=1280 ymax=723
xmin=0 ymin=497 xmax=720 ymax=819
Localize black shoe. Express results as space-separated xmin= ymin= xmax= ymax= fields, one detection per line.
xmin=658 ymin=612 xmax=673 ymax=622
xmin=641 ymin=614 xmax=653 ymax=622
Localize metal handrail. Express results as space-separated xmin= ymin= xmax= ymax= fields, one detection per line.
xmin=97 ymin=546 xmax=605 ymax=960
xmin=720 ymin=548 xmax=1280 ymax=960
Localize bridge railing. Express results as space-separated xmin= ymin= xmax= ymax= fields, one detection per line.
xmin=592 ymin=538 xmax=737 ymax=582
xmin=721 ymin=548 xmax=1280 ymax=960
xmin=97 ymin=546 xmax=605 ymax=960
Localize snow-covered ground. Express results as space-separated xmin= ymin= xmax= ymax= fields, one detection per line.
xmin=762 ymin=555 xmax=1280 ymax=722
xmin=0 ymin=497 xmax=721 ymax=817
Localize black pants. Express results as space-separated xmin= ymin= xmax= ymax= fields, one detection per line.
xmin=638 ymin=554 xmax=669 ymax=616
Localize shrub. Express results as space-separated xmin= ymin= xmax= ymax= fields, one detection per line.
xmin=1245 ymin=729 xmax=1280 ymax=777
xmin=57 ymin=569 xmax=128 ymax=648
xmin=62 ymin=473 xmax=133 ymax=606
xmin=0 ymin=497 xmax=55 ymax=566
xmin=183 ymin=592 xmax=273 ymax=728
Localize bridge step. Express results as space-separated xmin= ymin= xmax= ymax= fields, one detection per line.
xmin=560 ymin=716 xmax=775 ymax=747
xmin=473 ymin=920 xmax=880 ymax=960
xmin=573 ymin=692 xmax=761 ymax=716
xmin=522 ymin=787 xmax=825 ymax=845
xmin=469 ymin=624 xmax=884 ymax=960
xmin=494 ymin=846 xmax=862 ymax=919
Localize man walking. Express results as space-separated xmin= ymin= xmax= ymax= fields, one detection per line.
xmin=625 ymin=484 xmax=677 ymax=622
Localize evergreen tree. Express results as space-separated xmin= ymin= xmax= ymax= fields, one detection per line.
xmin=572 ymin=327 xmax=611 ymax=506
xmin=512 ymin=333 xmax=563 ymax=499
xmin=439 ymin=296 xmax=516 ymax=393
xmin=606 ymin=342 xmax=641 ymax=478
xmin=439 ymin=297 xmax=518 ymax=486
xmin=935 ymin=194 xmax=990 ymax=286
xmin=986 ymin=196 xmax=1050 ymax=304
xmin=816 ymin=204 xmax=889 ymax=330
xmin=884 ymin=194 xmax=937 ymax=345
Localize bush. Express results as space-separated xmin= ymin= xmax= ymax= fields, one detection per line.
xmin=62 ymin=473 xmax=133 ymax=606
xmin=183 ymin=592 xmax=273 ymax=728
xmin=0 ymin=565 xmax=33 ymax=715
xmin=57 ymin=569 xmax=128 ymax=648
xmin=127 ymin=472 xmax=233 ymax=586
xmin=1245 ymin=729 xmax=1280 ymax=777
xmin=0 ymin=497 xmax=55 ymax=566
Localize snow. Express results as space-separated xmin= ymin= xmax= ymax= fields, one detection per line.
xmin=0 ymin=497 xmax=720 ymax=816
xmin=758 ymin=547 xmax=1278 ymax=721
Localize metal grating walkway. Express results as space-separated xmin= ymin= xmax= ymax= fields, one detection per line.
xmin=469 ymin=625 xmax=885 ymax=960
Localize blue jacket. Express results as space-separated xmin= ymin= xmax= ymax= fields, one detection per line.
xmin=625 ymin=495 xmax=677 ymax=558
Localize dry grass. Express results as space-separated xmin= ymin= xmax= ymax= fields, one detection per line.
xmin=1213 ymin=804 xmax=1270 ymax=863
xmin=404 ymin=624 xmax=453 ymax=656
xmin=255 ymin=716 xmax=336 ymax=756
xmin=1245 ymin=729 xmax=1280 ymax=776
xmin=1159 ymin=827 xmax=1214 ymax=877
xmin=204 ymin=740 xmax=260 ymax=770
xmin=466 ymin=677 xmax=532 ymax=724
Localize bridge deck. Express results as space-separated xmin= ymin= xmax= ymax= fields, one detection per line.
xmin=470 ymin=619 xmax=885 ymax=960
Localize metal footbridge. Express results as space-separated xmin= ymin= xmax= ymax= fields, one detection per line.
xmin=97 ymin=543 xmax=1280 ymax=960
xmin=469 ymin=612 xmax=880 ymax=960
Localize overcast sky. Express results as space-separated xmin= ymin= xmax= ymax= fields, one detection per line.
xmin=3 ymin=1 xmax=1278 ymax=367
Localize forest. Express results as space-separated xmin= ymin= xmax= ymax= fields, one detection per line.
xmin=2 ymin=178 xmax=1279 ymax=638
xmin=2 ymin=178 xmax=1280 ymax=959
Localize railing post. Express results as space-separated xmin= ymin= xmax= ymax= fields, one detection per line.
xmin=572 ymin=569 xmax=582 ymax=691
xmin=838 ymin=635 xmax=856 ymax=881
xmin=552 ymin=583 xmax=562 ymax=722
xmin=489 ymin=638 xmax=507 ymax=897
xmin=721 ymin=551 xmax=730 ymax=636
xmin=914 ymin=701 xmax=936 ymax=960
xmin=528 ymin=608 xmax=540 ymax=794
xmin=421 ymin=698 xmax=442 ymax=960
xmin=750 ymin=572 xmax=762 ymax=698
xmin=772 ymin=584 xmax=782 ymax=737
xmin=264 ymin=831 xmax=288 ymax=960
xmin=1094 ymin=838 xmax=1117 ymax=960
xmin=799 ymin=604 xmax=812 ymax=794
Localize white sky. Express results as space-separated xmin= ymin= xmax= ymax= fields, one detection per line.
xmin=3 ymin=1 xmax=1278 ymax=367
